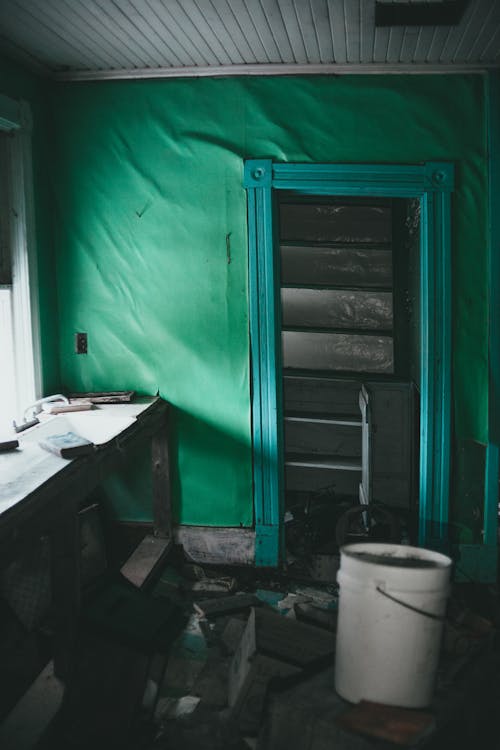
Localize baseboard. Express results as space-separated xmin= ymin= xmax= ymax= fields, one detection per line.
xmin=110 ymin=521 xmax=255 ymax=566
xmin=174 ymin=525 xmax=255 ymax=566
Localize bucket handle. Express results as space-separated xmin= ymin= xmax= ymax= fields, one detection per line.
xmin=376 ymin=586 xmax=446 ymax=622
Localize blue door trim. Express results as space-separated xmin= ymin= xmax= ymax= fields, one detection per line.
xmin=245 ymin=160 xmax=454 ymax=567
xmin=481 ymin=73 xmax=500 ymax=575
xmin=245 ymin=161 xmax=283 ymax=565
xmin=419 ymin=189 xmax=453 ymax=547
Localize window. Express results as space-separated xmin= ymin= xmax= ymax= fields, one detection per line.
xmin=0 ymin=95 xmax=41 ymax=433
xmin=279 ymin=196 xmax=396 ymax=374
xmin=0 ymin=289 xmax=17 ymax=427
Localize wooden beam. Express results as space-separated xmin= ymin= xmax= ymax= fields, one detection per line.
xmin=120 ymin=534 xmax=172 ymax=589
xmin=50 ymin=505 xmax=80 ymax=679
xmin=151 ymin=409 xmax=172 ymax=539
xmin=54 ymin=63 xmax=496 ymax=83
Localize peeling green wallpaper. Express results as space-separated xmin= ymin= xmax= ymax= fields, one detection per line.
xmin=50 ymin=74 xmax=487 ymax=526
xmin=0 ymin=55 xmax=60 ymax=393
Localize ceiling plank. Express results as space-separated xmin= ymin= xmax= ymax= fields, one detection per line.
xmin=484 ymin=26 xmax=500 ymax=61
xmin=344 ymin=0 xmax=361 ymax=63
xmin=372 ymin=23 xmax=390 ymax=63
xmin=467 ymin=1 xmax=500 ymax=61
xmin=142 ymin=0 xmax=215 ymax=67
xmin=386 ymin=24 xmax=406 ymax=63
xmin=240 ymin=0 xmax=281 ymax=62
xmin=439 ymin=0 xmax=477 ymax=62
xmin=108 ymin=0 xmax=185 ymax=67
xmin=69 ymin=0 xmax=152 ymax=67
xmin=413 ymin=26 xmax=436 ymax=63
xmin=310 ymin=0 xmax=334 ymax=63
xmin=359 ymin=0 xmax=375 ymax=64
xmin=1 ymin=0 xmax=97 ymax=69
xmin=91 ymin=0 xmax=175 ymax=67
xmin=260 ymin=0 xmax=296 ymax=63
xmin=294 ymin=0 xmax=322 ymax=63
xmin=328 ymin=0 xmax=348 ymax=64
xmin=159 ymin=0 xmax=228 ymax=65
xmin=211 ymin=0 xmax=264 ymax=61
xmin=399 ymin=26 xmax=421 ymax=64
xmin=428 ymin=26 xmax=454 ymax=63
xmin=190 ymin=0 xmax=247 ymax=64
xmin=451 ymin=0 xmax=492 ymax=62
xmin=24 ymin=0 xmax=125 ymax=69
xmin=277 ymin=0 xmax=309 ymax=64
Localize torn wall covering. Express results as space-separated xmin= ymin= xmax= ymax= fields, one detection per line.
xmin=50 ymin=75 xmax=487 ymax=526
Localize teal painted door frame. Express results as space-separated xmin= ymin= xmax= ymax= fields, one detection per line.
xmin=478 ymin=73 xmax=500 ymax=580
xmin=245 ymin=160 xmax=454 ymax=567
xmin=458 ymin=74 xmax=500 ymax=583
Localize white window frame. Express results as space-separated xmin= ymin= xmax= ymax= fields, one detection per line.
xmin=0 ymin=93 xmax=42 ymax=422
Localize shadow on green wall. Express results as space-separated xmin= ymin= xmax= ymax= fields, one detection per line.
xmin=99 ymin=404 xmax=253 ymax=527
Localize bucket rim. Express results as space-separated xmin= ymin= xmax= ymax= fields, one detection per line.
xmin=340 ymin=542 xmax=452 ymax=570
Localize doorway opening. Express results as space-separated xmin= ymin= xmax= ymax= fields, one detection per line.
xmin=245 ymin=160 xmax=453 ymax=567
xmin=279 ymin=194 xmax=420 ymax=561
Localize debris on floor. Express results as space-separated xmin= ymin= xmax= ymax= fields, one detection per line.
xmin=181 ymin=564 xmax=237 ymax=593
xmin=193 ymin=593 xmax=260 ymax=618
xmin=155 ymin=694 xmax=200 ymax=721
xmin=306 ymin=553 xmax=339 ymax=583
xmin=147 ymin=552 xmax=500 ymax=749
xmin=153 ymin=705 xmax=248 ymax=750
xmin=291 ymin=583 xmax=338 ymax=610
xmin=335 ymin=700 xmax=435 ymax=746
xmin=254 ymin=588 xmax=286 ymax=609
xmin=257 ymin=666 xmax=344 ymax=750
xmin=157 ymin=614 xmax=208 ymax=701
xmin=144 ymin=545 xmax=342 ymax=747
xmin=294 ymin=602 xmax=337 ymax=631
xmin=228 ymin=607 xmax=335 ymax=733
xmin=221 ymin=618 xmax=247 ymax=655
xmin=3 ymin=524 xmax=500 ymax=750
xmin=260 ymin=669 xmax=435 ymax=749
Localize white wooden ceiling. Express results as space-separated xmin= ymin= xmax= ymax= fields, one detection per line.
xmin=0 ymin=0 xmax=498 ymax=80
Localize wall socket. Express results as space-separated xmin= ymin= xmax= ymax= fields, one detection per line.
xmin=75 ymin=332 xmax=88 ymax=354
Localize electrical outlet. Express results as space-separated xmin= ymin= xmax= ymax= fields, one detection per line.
xmin=75 ymin=332 xmax=88 ymax=354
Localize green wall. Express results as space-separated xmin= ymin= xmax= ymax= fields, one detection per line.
xmin=0 ymin=55 xmax=60 ymax=394
xmin=50 ymin=74 xmax=488 ymax=529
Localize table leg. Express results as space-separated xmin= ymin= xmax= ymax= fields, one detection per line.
xmin=51 ymin=503 xmax=80 ymax=680
xmin=151 ymin=419 xmax=172 ymax=539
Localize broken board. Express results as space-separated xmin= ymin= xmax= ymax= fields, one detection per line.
xmin=228 ymin=607 xmax=334 ymax=734
xmin=120 ymin=534 xmax=171 ymax=589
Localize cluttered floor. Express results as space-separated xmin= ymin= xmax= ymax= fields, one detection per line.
xmin=1 ymin=516 xmax=500 ymax=750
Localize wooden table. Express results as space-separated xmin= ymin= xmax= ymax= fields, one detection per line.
xmin=0 ymin=396 xmax=172 ymax=677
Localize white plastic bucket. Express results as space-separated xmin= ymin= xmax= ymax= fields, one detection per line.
xmin=334 ymin=542 xmax=452 ymax=708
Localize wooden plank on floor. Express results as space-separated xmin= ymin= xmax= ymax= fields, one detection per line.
xmin=0 ymin=661 xmax=64 ymax=750
xmin=120 ymin=534 xmax=172 ymax=589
